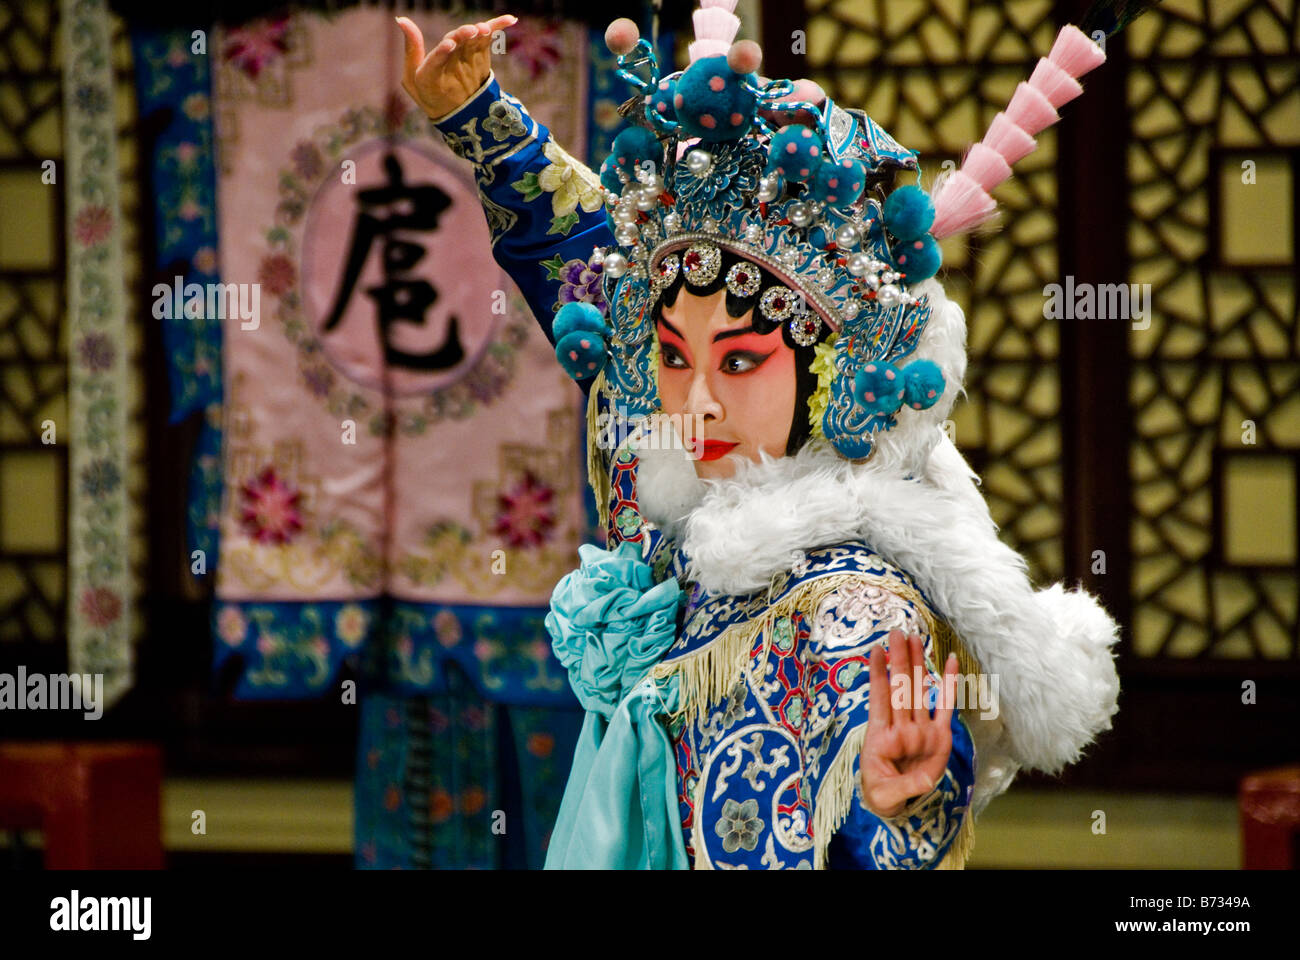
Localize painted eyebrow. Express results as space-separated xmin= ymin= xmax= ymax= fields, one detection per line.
xmin=657 ymin=317 xmax=758 ymax=343
xmin=657 ymin=316 xmax=685 ymax=340
xmin=712 ymin=324 xmax=757 ymax=342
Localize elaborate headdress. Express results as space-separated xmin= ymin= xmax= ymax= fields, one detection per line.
xmin=553 ymin=0 xmax=1108 ymax=464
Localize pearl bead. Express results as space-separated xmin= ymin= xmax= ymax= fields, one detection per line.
xmin=635 ymin=191 xmax=658 ymax=212
xmin=603 ymin=252 xmax=628 ymax=277
xmin=701 ymin=217 xmax=717 ymax=233
xmin=614 ymin=224 xmax=639 ymax=246
xmin=877 ymin=284 xmax=902 ymax=306
xmin=685 ymin=148 xmax=712 ymax=176
xmin=834 ymin=223 xmax=860 ymax=249
xmin=847 ymin=252 xmax=872 ymax=276
xmin=663 ymin=212 xmax=682 ymax=234
xmin=639 ymin=172 xmax=664 ymax=193
xmin=744 ymin=223 xmax=764 ymax=245
xmin=788 ymin=201 xmax=812 ymax=228
xmin=756 ymin=174 xmax=782 ymax=202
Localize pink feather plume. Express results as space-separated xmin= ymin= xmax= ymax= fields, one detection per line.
xmin=1029 ymin=57 xmax=1084 ymax=108
xmin=1049 ymin=23 xmax=1106 ymax=78
xmin=930 ymin=170 xmax=997 ymax=240
xmin=928 ymin=23 xmax=1107 ymax=238
xmin=981 ymin=112 xmax=1037 ymax=165
xmin=1004 ymin=81 xmax=1059 ymax=136
xmin=689 ymin=1 xmax=740 ymax=64
xmin=960 ymin=142 xmax=1013 ymax=192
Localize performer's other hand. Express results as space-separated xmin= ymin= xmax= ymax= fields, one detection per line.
xmin=396 ymin=14 xmax=517 ymax=121
xmin=860 ymin=629 xmax=958 ymax=819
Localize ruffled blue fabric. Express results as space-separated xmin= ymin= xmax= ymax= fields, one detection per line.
xmin=544 ymin=542 xmax=689 ymax=869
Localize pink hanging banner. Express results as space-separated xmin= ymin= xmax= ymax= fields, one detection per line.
xmin=210 ymin=7 xmax=589 ymax=698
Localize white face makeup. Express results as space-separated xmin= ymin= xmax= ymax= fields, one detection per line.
xmin=656 ymin=288 xmax=797 ymax=480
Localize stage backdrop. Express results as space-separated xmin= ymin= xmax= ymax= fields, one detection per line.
xmin=213 ymin=7 xmax=597 ymax=868
xmin=207 ymin=8 xmax=590 ymax=705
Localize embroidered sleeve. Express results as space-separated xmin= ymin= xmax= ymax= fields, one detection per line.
xmin=431 ymin=71 xmax=614 ymax=357
xmin=802 ymin=576 xmax=976 ymax=870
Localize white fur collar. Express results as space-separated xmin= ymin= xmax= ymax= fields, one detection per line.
xmin=635 ymin=436 xmax=1121 ymax=815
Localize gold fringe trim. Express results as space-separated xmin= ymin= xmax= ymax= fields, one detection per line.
xmin=585 ymin=372 xmax=611 ymax=535
xmin=655 ymin=567 xmax=984 ymax=871
xmin=813 ymin=721 xmax=975 ymax=870
xmin=650 ymin=572 xmax=868 ymax=731
xmin=928 ymin=612 xmax=980 ymax=868
xmin=810 ymin=615 xmax=981 ymax=870
xmin=937 ymin=806 xmax=975 ymax=870
xmin=931 ymin=616 xmax=982 ymax=683
xmin=813 ymin=722 xmax=870 ymax=870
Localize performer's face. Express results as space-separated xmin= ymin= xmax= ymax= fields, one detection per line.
xmin=657 ymin=288 xmax=797 ymax=479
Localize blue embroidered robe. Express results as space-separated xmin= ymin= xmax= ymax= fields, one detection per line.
xmin=659 ymin=541 xmax=976 ymax=869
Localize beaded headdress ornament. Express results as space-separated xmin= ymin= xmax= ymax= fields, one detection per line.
xmin=552 ymin=0 xmax=1108 ymax=460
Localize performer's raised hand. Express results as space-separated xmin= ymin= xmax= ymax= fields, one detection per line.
xmin=860 ymin=629 xmax=959 ymax=818
xmin=396 ymin=14 xmax=517 ymax=121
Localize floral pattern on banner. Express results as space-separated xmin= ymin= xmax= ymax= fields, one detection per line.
xmin=507 ymin=703 xmax=584 ymax=861
xmin=63 ymin=0 xmax=134 ymax=706
xmin=382 ymin=601 xmax=569 ymax=706
xmin=393 ymin=406 xmax=585 ymax=599
xmin=212 ymin=14 xmax=313 ymax=173
xmin=130 ymin=27 xmax=224 ymax=575
xmin=213 ymin=599 xmax=376 ymax=698
xmin=131 ymin=29 xmax=222 ymax=420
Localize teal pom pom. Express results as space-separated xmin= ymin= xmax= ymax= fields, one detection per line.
xmin=610 ymin=127 xmax=661 ymax=176
xmin=891 ymin=234 xmax=942 ymax=281
xmin=556 ymin=329 xmax=607 ymax=381
xmin=673 ymin=56 xmax=756 ymax=141
xmin=646 ymin=76 xmax=678 ymax=125
xmin=882 ymin=185 xmax=935 ymax=242
xmin=852 ymin=361 xmax=904 ymax=416
xmin=553 ymin=301 xmax=608 ymax=341
xmin=766 ymin=125 xmax=825 ymax=181
xmin=901 ymin=359 xmax=946 ymax=410
xmin=811 ymin=158 xmax=866 ymax=208
xmin=599 ymin=155 xmax=624 ymax=194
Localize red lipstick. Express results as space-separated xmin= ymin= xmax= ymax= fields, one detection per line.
xmin=694 ymin=440 xmax=739 ymax=462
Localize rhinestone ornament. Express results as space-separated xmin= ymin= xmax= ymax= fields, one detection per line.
xmin=788 ymin=315 xmax=821 ymax=346
xmin=759 ymin=285 xmax=797 ymax=321
xmin=725 ymin=261 xmax=761 ymax=298
xmin=682 ymin=243 xmax=721 ymax=286
xmin=652 ymin=253 xmax=680 ymax=293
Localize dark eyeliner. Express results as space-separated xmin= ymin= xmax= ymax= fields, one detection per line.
xmin=721 ymin=348 xmax=775 ymax=373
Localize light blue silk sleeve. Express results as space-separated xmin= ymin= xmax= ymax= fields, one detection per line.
xmin=543 ymin=543 xmax=689 ymax=869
